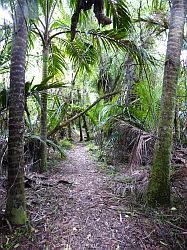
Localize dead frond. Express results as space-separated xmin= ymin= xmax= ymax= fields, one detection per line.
xmin=109 ymin=121 xmax=155 ymax=167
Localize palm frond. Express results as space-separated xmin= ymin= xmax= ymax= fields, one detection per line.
xmin=151 ymin=0 xmax=169 ymax=12
xmin=25 ymin=134 xmax=66 ymax=158
xmin=111 ymin=121 xmax=155 ymax=167
xmin=58 ymin=36 xmax=98 ymax=72
xmin=105 ymin=0 xmax=131 ymax=32
xmin=49 ymin=43 xmax=66 ymax=74
xmin=75 ymin=29 xmax=156 ymax=67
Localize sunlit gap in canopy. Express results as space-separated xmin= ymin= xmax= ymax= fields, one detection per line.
xmin=0 ymin=6 xmax=12 ymax=24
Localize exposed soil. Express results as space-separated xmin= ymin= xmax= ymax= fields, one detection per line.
xmin=0 ymin=143 xmax=187 ymax=249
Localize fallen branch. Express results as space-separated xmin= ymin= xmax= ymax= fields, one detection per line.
xmin=24 ymin=176 xmax=73 ymax=188
xmin=3 ymin=176 xmax=73 ymax=189
xmin=48 ymin=91 xmax=120 ymax=137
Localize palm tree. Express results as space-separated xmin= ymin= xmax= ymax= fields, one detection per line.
xmin=5 ymin=0 xmax=29 ymax=224
xmin=33 ymin=0 xmax=64 ymax=172
xmin=38 ymin=0 xmax=51 ymax=172
xmin=147 ymin=0 xmax=185 ymax=206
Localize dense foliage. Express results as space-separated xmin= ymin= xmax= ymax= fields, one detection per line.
xmin=0 ymin=0 xmax=186 ymax=242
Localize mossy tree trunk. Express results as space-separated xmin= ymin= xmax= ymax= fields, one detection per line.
xmin=5 ymin=0 xmax=28 ymax=224
xmin=124 ymin=54 xmax=138 ymax=106
xmin=147 ymin=0 xmax=185 ymax=206
xmin=77 ymin=90 xmax=83 ymax=141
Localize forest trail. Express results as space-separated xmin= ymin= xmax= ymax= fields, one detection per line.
xmin=46 ymin=143 xmax=133 ymax=250
xmin=2 ymin=143 xmax=185 ymax=249
xmin=28 ymin=142 xmax=152 ymax=250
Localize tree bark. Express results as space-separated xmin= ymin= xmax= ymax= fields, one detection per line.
xmin=39 ymin=43 xmax=49 ymax=172
xmin=147 ymin=0 xmax=185 ymax=206
xmin=124 ymin=54 xmax=138 ymax=106
xmin=67 ymin=123 xmax=72 ymax=141
xmin=5 ymin=0 xmax=28 ymax=224
xmin=79 ymin=117 xmax=83 ymax=141
xmin=174 ymin=100 xmax=180 ymax=143
xmin=82 ymin=114 xmax=90 ymax=140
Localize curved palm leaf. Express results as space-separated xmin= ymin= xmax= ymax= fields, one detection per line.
xmin=105 ymin=0 xmax=131 ymax=32
xmin=48 ymin=43 xmax=66 ymax=74
xmin=56 ymin=36 xmax=98 ymax=73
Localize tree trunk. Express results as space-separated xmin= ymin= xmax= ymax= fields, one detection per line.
xmin=124 ymin=54 xmax=138 ymax=106
xmin=67 ymin=123 xmax=72 ymax=141
xmin=174 ymin=100 xmax=180 ymax=143
xmin=82 ymin=115 xmax=90 ymax=141
xmin=5 ymin=0 xmax=28 ymax=224
xmin=79 ymin=117 xmax=83 ymax=141
xmin=39 ymin=44 xmax=49 ymax=172
xmin=147 ymin=0 xmax=185 ymax=206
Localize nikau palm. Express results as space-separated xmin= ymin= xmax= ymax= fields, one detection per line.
xmin=5 ymin=0 xmax=28 ymax=224
xmin=147 ymin=0 xmax=185 ymax=206
xmin=35 ymin=0 xmax=61 ymax=172
xmin=39 ymin=5 xmax=50 ymax=173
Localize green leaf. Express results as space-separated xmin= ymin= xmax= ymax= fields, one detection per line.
xmin=49 ymin=43 xmax=66 ymax=75
xmin=25 ymin=77 xmax=34 ymax=96
xmin=40 ymin=75 xmax=55 ymax=86
xmin=32 ymin=82 xmax=68 ymax=92
xmin=46 ymin=139 xmax=66 ymax=158
xmin=31 ymin=75 xmax=54 ymax=91
xmin=105 ymin=0 xmax=131 ymax=31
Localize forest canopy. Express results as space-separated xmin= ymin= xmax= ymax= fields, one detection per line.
xmin=0 ymin=0 xmax=186 ymax=249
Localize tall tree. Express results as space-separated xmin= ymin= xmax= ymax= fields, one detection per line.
xmin=33 ymin=0 xmax=61 ymax=172
xmin=147 ymin=0 xmax=185 ymax=206
xmin=33 ymin=0 xmax=65 ymax=172
xmin=39 ymin=0 xmax=50 ymax=172
xmin=5 ymin=0 xmax=28 ymax=224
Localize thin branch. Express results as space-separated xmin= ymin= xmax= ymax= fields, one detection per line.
xmin=132 ymin=17 xmax=168 ymax=29
xmin=48 ymin=91 xmax=120 ymax=137
xmin=48 ymin=0 xmax=58 ymax=25
xmin=32 ymin=22 xmax=45 ymax=45
xmin=38 ymin=17 xmax=45 ymax=30
xmin=49 ymin=30 xmax=70 ymax=41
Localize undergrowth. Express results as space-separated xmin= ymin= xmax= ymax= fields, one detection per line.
xmin=0 ymin=222 xmax=35 ymax=249
xmin=59 ymin=139 xmax=73 ymax=150
xmin=86 ymin=141 xmax=187 ymax=250
xmin=86 ymin=141 xmax=118 ymax=176
xmin=48 ymin=139 xmax=73 ymax=167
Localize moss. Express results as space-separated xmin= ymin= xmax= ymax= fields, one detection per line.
xmin=6 ymin=192 xmax=27 ymax=225
xmin=9 ymin=206 xmax=27 ymax=225
xmin=12 ymin=207 xmax=27 ymax=225
xmin=147 ymin=140 xmax=171 ymax=206
xmin=59 ymin=139 xmax=73 ymax=149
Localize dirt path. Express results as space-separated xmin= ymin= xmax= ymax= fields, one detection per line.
xmin=1 ymin=143 xmax=186 ymax=249
xmin=30 ymin=142 xmax=152 ymax=250
xmin=26 ymin=143 xmax=185 ymax=250
xmin=46 ymin=143 xmax=133 ymax=249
